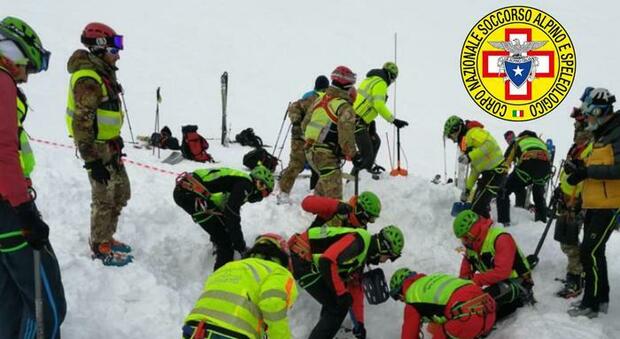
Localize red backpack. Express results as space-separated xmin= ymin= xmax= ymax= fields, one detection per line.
xmin=181 ymin=125 xmax=212 ymax=162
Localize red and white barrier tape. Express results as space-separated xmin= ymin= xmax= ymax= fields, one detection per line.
xmin=29 ymin=137 xmax=180 ymax=176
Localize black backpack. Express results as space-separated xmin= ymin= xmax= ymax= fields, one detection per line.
xmin=235 ymin=128 xmax=263 ymax=148
xmin=150 ymin=126 xmax=180 ymax=150
xmin=243 ymin=147 xmax=278 ymax=171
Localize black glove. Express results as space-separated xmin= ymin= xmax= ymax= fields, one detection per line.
xmin=336 ymin=202 xmax=353 ymax=215
xmin=352 ymin=323 xmax=366 ymax=339
xmin=84 ymin=159 xmax=111 ymax=185
xmin=565 ymin=160 xmax=588 ymax=185
xmin=336 ymin=292 xmax=353 ymax=309
xmin=392 ymin=118 xmax=409 ymax=129
xmin=15 ymin=201 xmax=50 ymax=250
xmin=352 ymin=154 xmax=365 ymax=168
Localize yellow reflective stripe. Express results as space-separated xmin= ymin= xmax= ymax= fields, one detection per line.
xmin=255 ymin=261 xmax=273 ymax=274
xmin=262 ymin=307 xmax=288 ymax=322
xmin=243 ymin=262 xmax=261 ymax=282
xmin=198 ymin=290 xmax=262 ymax=319
xmin=97 ymin=114 xmax=122 ymax=126
xmin=190 ymin=307 xmax=259 ymax=338
xmin=433 ymin=278 xmax=454 ymax=304
xmin=260 ymin=289 xmax=288 ymax=301
xmin=20 ymin=139 xmax=32 ymax=154
xmin=66 ymin=107 xmax=74 ymax=118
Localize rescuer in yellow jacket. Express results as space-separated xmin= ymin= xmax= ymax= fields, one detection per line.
xmin=352 ymin=62 xmax=408 ymax=175
xmin=182 ymin=233 xmax=298 ymax=339
xmin=444 ymin=116 xmax=505 ymax=218
xmin=564 ymin=87 xmax=620 ymax=318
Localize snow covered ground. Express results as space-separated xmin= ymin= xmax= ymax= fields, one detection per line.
xmin=3 ymin=0 xmax=620 ymax=338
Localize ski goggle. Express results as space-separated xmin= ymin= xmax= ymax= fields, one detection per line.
xmin=82 ymin=34 xmax=124 ymax=50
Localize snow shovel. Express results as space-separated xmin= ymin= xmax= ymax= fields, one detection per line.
xmin=362 ymin=267 xmax=390 ymax=304
xmin=526 ymin=187 xmax=562 ymax=269
xmin=390 ymin=128 xmax=408 ymax=176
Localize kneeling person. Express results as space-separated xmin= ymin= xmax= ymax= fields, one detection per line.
xmin=453 ymin=210 xmax=534 ymax=320
xmin=174 ymin=165 xmax=274 ymax=269
xmin=389 ymin=269 xmax=496 ymax=339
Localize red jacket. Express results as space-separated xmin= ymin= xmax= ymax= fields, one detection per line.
xmin=318 ymin=231 xmax=366 ymax=323
xmin=0 ymin=67 xmax=30 ymax=208
xmin=400 ymin=274 xmax=424 ymax=339
xmin=459 ymin=219 xmax=517 ymax=286
xmin=301 ymin=195 xmax=360 ymax=227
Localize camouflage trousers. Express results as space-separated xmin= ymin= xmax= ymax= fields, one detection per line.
xmin=88 ymin=163 xmax=131 ymax=244
xmin=560 ymin=243 xmax=583 ymax=275
xmin=278 ymin=139 xmax=306 ymax=194
xmin=306 ymin=147 xmax=343 ymax=200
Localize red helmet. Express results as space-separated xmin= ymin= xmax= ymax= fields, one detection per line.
xmin=81 ymin=22 xmax=123 ymax=51
xmin=331 ymin=66 xmax=356 ymax=88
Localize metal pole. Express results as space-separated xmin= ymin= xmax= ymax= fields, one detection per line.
xmin=272 ymin=103 xmax=290 ymax=157
xmin=154 ymin=87 xmax=162 ymax=158
xmin=120 ymin=93 xmax=135 ymax=144
xmin=392 ymin=32 xmax=398 ymax=169
xmin=221 ymin=72 xmax=229 ymax=147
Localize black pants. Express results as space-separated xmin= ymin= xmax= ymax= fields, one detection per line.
xmin=0 ymin=201 xmax=67 ymax=339
xmin=497 ymin=159 xmax=551 ymax=223
xmin=471 ymin=169 xmax=506 ymax=219
xmin=292 ymin=254 xmax=350 ymax=339
xmin=353 ymin=121 xmax=381 ymax=173
xmin=580 ymin=209 xmax=617 ymax=311
xmin=173 ymin=186 xmax=234 ymax=270
xmin=483 ymin=279 xmax=529 ymax=321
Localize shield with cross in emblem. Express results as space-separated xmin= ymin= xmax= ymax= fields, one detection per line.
xmin=504 ymin=58 xmax=532 ymax=88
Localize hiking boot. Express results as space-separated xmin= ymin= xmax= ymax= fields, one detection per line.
xmin=276 ymin=192 xmax=291 ymax=205
xmin=567 ymin=303 xmax=598 ymax=318
xmin=92 ymin=242 xmax=134 ymax=267
xmin=110 ymin=238 xmax=132 ymax=253
xmin=556 ymin=273 xmax=583 ymax=299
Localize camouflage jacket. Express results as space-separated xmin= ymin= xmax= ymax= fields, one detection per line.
xmin=326 ymin=86 xmax=357 ymax=158
xmin=67 ymin=49 xmax=123 ymax=163
xmin=288 ymin=92 xmax=319 ymax=141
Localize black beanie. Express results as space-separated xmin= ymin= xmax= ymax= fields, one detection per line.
xmin=314 ymin=75 xmax=329 ymax=91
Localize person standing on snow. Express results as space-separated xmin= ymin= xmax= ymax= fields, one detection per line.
xmin=65 ymin=22 xmax=132 ymax=266
xmin=452 ymin=209 xmax=533 ymax=321
xmin=277 ymin=75 xmax=329 ymax=205
xmin=553 ymin=107 xmax=590 ymax=299
xmin=443 ymin=116 xmax=505 ymax=218
xmin=288 ymin=225 xmax=404 ymax=339
xmin=497 ymin=130 xmax=552 ymax=225
xmin=182 ymin=233 xmax=298 ymax=339
xmin=565 ymin=87 xmax=620 ymax=318
xmin=352 ymin=62 xmax=409 ymax=176
xmin=0 ymin=16 xmax=67 ymax=338
xmin=389 ymin=268 xmax=496 ymax=339
xmin=173 ymin=165 xmax=274 ymax=270
xmin=301 ymin=191 xmax=381 ymax=229
xmin=304 ymin=65 xmax=361 ymax=200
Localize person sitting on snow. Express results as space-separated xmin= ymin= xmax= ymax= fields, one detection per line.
xmin=301 ymin=191 xmax=381 ymax=228
xmin=452 ymin=209 xmax=534 ymax=321
xmin=173 ymin=165 xmax=274 ymax=270
xmin=389 ymin=268 xmax=496 ymax=339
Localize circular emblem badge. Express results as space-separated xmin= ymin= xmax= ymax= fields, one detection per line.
xmin=460 ymin=6 xmax=576 ymax=121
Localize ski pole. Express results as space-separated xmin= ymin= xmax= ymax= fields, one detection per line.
xmin=120 ymin=93 xmax=136 ymax=144
xmin=443 ymin=137 xmax=448 ymax=182
xmin=153 ymin=87 xmax=162 ymax=158
xmin=34 ymin=249 xmax=44 ymax=339
xmin=272 ymin=103 xmax=290 ymax=157
xmin=354 ymin=170 xmax=359 ymax=196
xmin=276 ymin=123 xmax=292 ymax=171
